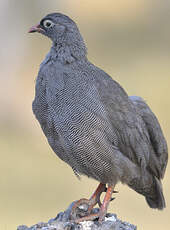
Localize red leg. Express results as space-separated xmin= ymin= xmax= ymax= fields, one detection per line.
xmin=90 ymin=183 xmax=106 ymax=201
xmin=74 ymin=185 xmax=115 ymax=223
xmin=88 ymin=183 xmax=106 ymax=210
xmin=70 ymin=183 xmax=106 ymax=217
xmin=98 ymin=185 xmax=114 ymax=222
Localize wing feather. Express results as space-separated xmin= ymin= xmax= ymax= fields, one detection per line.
xmin=130 ymin=96 xmax=168 ymax=178
xmin=91 ymin=65 xmax=167 ymax=179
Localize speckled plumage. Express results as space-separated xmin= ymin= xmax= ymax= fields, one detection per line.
xmin=31 ymin=13 xmax=168 ymax=210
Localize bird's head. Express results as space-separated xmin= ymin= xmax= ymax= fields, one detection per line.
xmin=29 ymin=13 xmax=87 ymax=60
xmin=29 ymin=13 xmax=84 ymax=44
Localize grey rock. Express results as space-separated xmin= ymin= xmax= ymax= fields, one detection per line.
xmin=17 ymin=207 xmax=136 ymax=230
xmin=17 ymin=225 xmax=28 ymax=230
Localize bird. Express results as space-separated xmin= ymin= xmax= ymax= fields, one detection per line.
xmin=29 ymin=13 xmax=168 ymax=222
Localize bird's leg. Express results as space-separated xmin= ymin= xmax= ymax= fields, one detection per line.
xmin=69 ymin=183 xmax=106 ymax=220
xmin=74 ymin=185 xmax=115 ymax=223
xmin=88 ymin=183 xmax=106 ymax=211
xmin=98 ymin=185 xmax=114 ymax=222
xmin=88 ymin=183 xmax=117 ymax=212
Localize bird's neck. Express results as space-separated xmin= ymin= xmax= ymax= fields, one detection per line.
xmin=51 ymin=30 xmax=87 ymax=64
xmin=51 ymin=41 xmax=87 ymax=64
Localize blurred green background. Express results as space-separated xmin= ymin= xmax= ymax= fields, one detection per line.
xmin=0 ymin=0 xmax=170 ymax=229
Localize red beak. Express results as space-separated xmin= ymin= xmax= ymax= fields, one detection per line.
xmin=28 ymin=23 xmax=45 ymax=33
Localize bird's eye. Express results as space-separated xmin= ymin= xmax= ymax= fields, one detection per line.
xmin=43 ymin=19 xmax=54 ymax=28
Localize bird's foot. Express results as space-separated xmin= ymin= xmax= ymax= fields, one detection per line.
xmin=69 ymin=184 xmax=116 ymax=223
xmin=69 ymin=200 xmax=101 ymax=223
xmin=74 ymin=208 xmax=106 ymax=223
xmin=69 ymin=198 xmax=91 ymax=220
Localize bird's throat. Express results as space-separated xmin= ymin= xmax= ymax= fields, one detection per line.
xmin=51 ymin=41 xmax=87 ymax=64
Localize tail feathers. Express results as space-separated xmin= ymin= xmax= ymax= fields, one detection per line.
xmin=145 ymin=177 xmax=166 ymax=210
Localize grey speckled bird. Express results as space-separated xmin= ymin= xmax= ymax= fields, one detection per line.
xmin=29 ymin=13 xmax=168 ymax=222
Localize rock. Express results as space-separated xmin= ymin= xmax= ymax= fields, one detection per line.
xmin=17 ymin=203 xmax=137 ymax=230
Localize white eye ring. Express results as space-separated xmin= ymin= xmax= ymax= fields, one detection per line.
xmin=43 ymin=19 xmax=54 ymax=28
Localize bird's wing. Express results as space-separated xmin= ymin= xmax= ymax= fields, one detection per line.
xmin=130 ymin=96 xmax=168 ymax=178
xmin=91 ymin=65 xmax=165 ymax=178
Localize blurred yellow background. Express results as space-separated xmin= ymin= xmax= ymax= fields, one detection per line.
xmin=0 ymin=0 xmax=170 ymax=229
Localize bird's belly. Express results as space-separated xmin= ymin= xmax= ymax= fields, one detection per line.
xmin=33 ymin=92 xmax=120 ymax=184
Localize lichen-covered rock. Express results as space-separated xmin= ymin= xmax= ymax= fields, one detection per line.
xmin=17 ymin=203 xmax=137 ymax=230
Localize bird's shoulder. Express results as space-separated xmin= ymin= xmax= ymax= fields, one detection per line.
xmin=84 ymin=63 xmax=139 ymax=125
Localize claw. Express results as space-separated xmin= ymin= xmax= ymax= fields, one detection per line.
xmin=110 ymin=197 xmax=115 ymax=202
